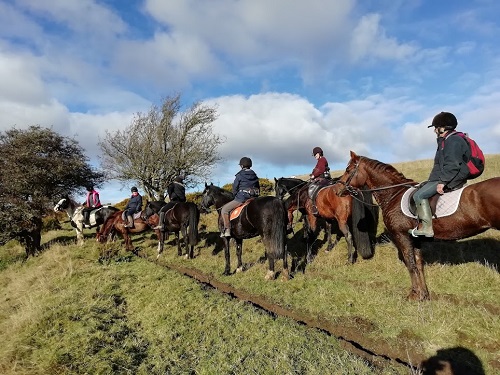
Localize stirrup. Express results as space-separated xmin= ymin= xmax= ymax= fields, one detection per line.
xmin=409 ymin=227 xmax=434 ymax=238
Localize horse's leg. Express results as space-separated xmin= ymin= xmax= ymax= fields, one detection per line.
xmin=414 ymin=243 xmax=430 ymax=300
xmin=325 ymin=220 xmax=340 ymax=253
xmin=281 ymin=244 xmax=290 ymax=281
xmin=265 ymin=255 xmax=276 ymax=280
xmin=156 ymin=231 xmax=164 ymax=260
xmin=392 ymin=234 xmax=429 ymax=301
xmin=338 ymin=221 xmax=355 ymax=264
xmin=222 ymin=237 xmax=231 ymax=275
xmin=235 ymin=239 xmax=244 ymax=273
xmin=305 ymin=213 xmax=318 ymax=264
xmin=76 ymin=223 xmax=85 ymax=246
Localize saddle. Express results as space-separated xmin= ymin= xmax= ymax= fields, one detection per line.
xmin=229 ymin=199 xmax=254 ymax=220
xmin=121 ymin=211 xmax=143 ymax=222
xmin=402 ymin=186 xmax=467 ymax=218
xmin=307 ymin=178 xmax=335 ymax=213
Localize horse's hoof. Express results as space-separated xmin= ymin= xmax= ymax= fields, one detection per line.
xmin=236 ymin=266 xmax=244 ymax=273
xmin=281 ymin=270 xmax=290 ymax=281
xmin=264 ymin=270 xmax=276 ymax=280
xmin=184 ymin=254 xmax=189 ymax=259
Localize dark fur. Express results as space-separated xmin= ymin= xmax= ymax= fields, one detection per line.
xmin=143 ymin=201 xmax=200 ymax=259
xmin=201 ymin=183 xmax=289 ymax=280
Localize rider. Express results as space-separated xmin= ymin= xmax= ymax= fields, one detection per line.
xmin=220 ymin=157 xmax=260 ymax=237
xmin=409 ymin=111 xmax=470 ymax=237
xmin=153 ymin=176 xmax=187 ymax=231
xmin=310 ymin=146 xmax=330 ymax=181
xmin=309 ymin=146 xmax=331 ymax=214
xmin=82 ymin=185 xmax=102 ymax=224
xmin=123 ymin=186 xmax=143 ymax=229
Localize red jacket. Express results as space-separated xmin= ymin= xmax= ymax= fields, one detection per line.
xmin=311 ymin=156 xmax=329 ymax=179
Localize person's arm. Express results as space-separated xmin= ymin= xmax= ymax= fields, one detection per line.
xmin=311 ymin=158 xmax=327 ymax=178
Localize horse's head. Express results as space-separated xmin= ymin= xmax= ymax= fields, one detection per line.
xmin=54 ymin=197 xmax=69 ymax=212
xmin=141 ymin=202 xmax=156 ymax=220
xmin=338 ymin=151 xmax=366 ymax=195
xmin=200 ymin=183 xmax=215 ymax=213
xmin=274 ymin=178 xmax=286 ymax=200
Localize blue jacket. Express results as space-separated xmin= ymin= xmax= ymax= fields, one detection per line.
xmin=428 ymin=131 xmax=471 ymax=190
xmin=232 ymin=168 xmax=260 ymax=203
xmin=125 ymin=193 xmax=143 ymax=214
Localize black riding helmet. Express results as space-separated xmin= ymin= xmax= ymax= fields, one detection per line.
xmin=239 ymin=157 xmax=252 ymax=168
xmin=312 ymin=147 xmax=323 ymax=156
xmin=131 ymin=186 xmax=138 ymax=192
xmin=85 ymin=185 xmax=94 ymax=191
xmin=428 ymin=112 xmax=458 ymax=130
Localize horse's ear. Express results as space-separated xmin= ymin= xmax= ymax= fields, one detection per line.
xmin=205 ymin=182 xmax=208 ymax=188
xmin=350 ymin=151 xmax=358 ymax=158
xmin=274 ymin=177 xmax=277 ymax=182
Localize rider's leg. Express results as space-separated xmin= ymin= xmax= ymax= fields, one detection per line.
xmin=409 ymin=181 xmax=438 ymax=237
xmin=220 ymin=200 xmax=240 ymax=237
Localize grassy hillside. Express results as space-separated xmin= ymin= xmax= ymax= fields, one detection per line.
xmin=1 ymin=154 xmax=499 ymax=374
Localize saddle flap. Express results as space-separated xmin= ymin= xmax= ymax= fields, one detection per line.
xmin=402 ymin=186 xmax=467 ymax=218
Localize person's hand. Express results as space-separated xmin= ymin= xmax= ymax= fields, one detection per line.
xmin=437 ymin=183 xmax=445 ymax=194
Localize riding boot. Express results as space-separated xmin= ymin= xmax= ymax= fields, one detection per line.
xmin=126 ymin=215 xmax=135 ymax=229
xmin=221 ymin=213 xmax=231 ymax=237
xmin=153 ymin=212 xmax=164 ymax=230
xmin=409 ymin=200 xmax=434 ymax=237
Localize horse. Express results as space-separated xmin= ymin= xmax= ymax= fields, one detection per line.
xmin=275 ymin=177 xmax=336 ymax=253
xmin=142 ymin=201 xmax=200 ymax=260
xmin=282 ymin=178 xmax=378 ymax=265
xmin=339 ymin=151 xmax=500 ymax=301
xmin=54 ymin=196 xmax=119 ymax=245
xmin=96 ymin=210 xmax=162 ymax=253
xmin=200 ymin=183 xmax=289 ymax=280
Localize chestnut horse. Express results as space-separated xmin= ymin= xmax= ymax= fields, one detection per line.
xmin=282 ymin=179 xmax=378 ymax=264
xmin=339 ymin=151 xmax=500 ymax=301
xmin=97 ymin=210 xmax=161 ymax=254
xmin=200 ymin=183 xmax=289 ymax=280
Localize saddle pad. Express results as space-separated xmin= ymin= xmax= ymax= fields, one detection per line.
xmin=230 ymin=200 xmax=253 ymax=220
xmin=122 ymin=211 xmax=143 ymax=221
xmin=401 ymin=186 xmax=467 ymax=218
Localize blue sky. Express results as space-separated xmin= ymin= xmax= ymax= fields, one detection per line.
xmin=1 ymin=0 xmax=499 ymax=204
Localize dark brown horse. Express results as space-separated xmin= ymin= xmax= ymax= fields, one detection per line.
xmin=142 ymin=201 xmax=200 ymax=260
xmin=97 ymin=210 xmax=161 ymax=253
xmin=284 ymin=179 xmax=378 ymax=264
xmin=200 ymin=183 xmax=289 ymax=280
xmin=339 ymin=151 xmax=500 ymax=301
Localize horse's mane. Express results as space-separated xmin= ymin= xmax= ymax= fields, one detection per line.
xmin=363 ymin=157 xmax=415 ymax=184
xmin=208 ymin=184 xmax=234 ymax=199
xmin=148 ymin=200 xmax=166 ymax=210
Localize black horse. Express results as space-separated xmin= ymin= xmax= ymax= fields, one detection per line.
xmin=142 ymin=201 xmax=200 ymax=260
xmin=200 ymin=183 xmax=289 ymax=280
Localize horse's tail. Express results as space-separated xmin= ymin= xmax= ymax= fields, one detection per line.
xmin=187 ymin=203 xmax=200 ymax=246
xmin=268 ymin=198 xmax=287 ymax=260
xmin=351 ymin=189 xmax=379 ymax=259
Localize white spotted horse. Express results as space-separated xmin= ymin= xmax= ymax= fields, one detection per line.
xmin=54 ymin=195 xmax=119 ymax=245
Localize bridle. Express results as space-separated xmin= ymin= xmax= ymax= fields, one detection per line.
xmin=277 ymin=180 xmax=308 ymax=200
xmin=338 ymin=157 xmax=418 ymax=204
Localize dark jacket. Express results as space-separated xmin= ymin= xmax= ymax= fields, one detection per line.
xmin=125 ymin=193 xmax=143 ymax=214
xmin=428 ymin=131 xmax=471 ymax=190
xmin=233 ymin=168 xmax=260 ymax=203
xmin=168 ymin=181 xmax=186 ymax=202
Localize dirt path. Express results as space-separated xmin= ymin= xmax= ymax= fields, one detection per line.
xmin=137 ymin=252 xmax=422 ymax=372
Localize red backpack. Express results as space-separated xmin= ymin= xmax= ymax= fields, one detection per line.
xmin=444 ymin=131 xmax=485 ymax=179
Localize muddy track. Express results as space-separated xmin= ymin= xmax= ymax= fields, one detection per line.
xmin=136 ymin=252 xmax=423 ymax=372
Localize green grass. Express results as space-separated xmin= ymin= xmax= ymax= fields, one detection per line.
xmin=1 ymin=154 xmax=499 ymax=374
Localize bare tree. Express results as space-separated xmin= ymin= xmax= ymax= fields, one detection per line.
xmin=99 ymin=95 xmax=223 ymax=200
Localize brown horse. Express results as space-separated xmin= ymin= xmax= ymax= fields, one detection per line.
xmin=339 ymin=151 xmax=500 ymax=301
xmin=97 ymin=210 xmax=161 ymax=253
xmin=284 ymin=180 xmax=378 ymax=264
